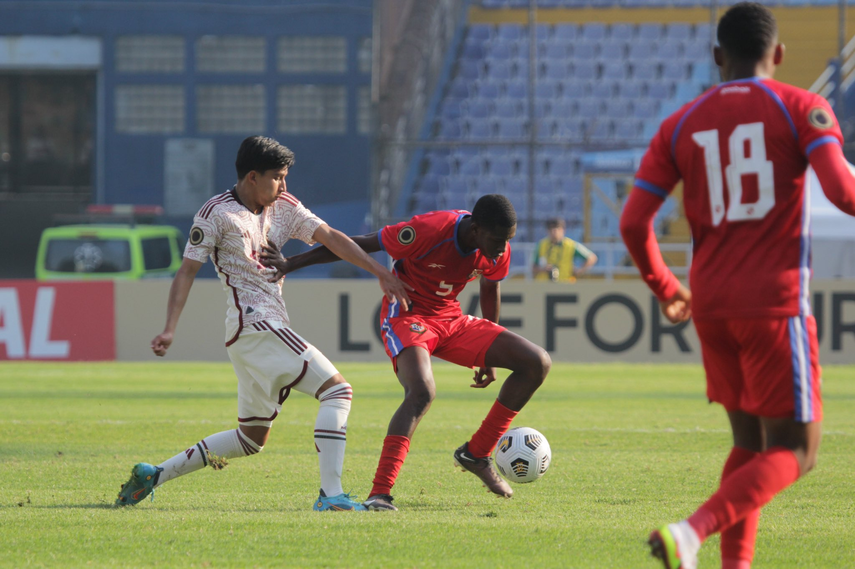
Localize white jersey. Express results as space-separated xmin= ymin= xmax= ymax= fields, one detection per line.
xmin=184 ymin=186 xmax=323 ymax=345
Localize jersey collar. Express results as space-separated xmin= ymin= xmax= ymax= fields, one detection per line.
xmin=453 ymin=213 xmax=476 ymax=257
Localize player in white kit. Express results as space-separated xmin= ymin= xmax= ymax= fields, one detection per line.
xmin=116 ymin=136 xmax=411 ymax=511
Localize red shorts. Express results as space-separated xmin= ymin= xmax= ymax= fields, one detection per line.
xmin=694 ymin=315 xmax=822 ymax=423
xmin=380 ymin=313 xmax=505 ymax=370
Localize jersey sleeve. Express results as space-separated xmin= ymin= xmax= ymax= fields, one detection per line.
xmin=573 ymin=240 xmax=594 ymax=262
xmin=379 ymin=213 xmax=444 ymax=260
xmin=634 ymin=114 xmax=682 ymax=200
xmin=792 ymin=93 xmax=844 ymax=158
xmin=484 ymin=242 xmax=511 ymax=281
xmin=288 ymin=200 xmax=325 ymax=246
xmin=183 ymin=209 xmax=222 ymax=263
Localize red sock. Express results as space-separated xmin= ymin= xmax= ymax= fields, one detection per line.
xmin=369 ymin=435 xmax=410 ymax=497
xmin=688 ymin=447 xmax=800 ymax=542
xmin=720 ymin=447 xmax=760 ymax=565
xmin=722 ymin=559 xmax=752 ymax=569
xmin=467 ymin=400 xmax=518 ymax=458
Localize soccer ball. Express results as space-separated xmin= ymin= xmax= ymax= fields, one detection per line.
xmin=494 ymin=427 xmax=551 ymax=483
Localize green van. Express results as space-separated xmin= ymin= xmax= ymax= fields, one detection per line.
xmin=35 ymin=224 xmax=184 ymax=281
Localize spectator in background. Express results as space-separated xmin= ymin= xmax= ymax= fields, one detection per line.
xmin=532 ymin=218 xmax=597 ymax=282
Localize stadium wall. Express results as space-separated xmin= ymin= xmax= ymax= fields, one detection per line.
xmin=1 ymin=279 xmax=853 ymax=364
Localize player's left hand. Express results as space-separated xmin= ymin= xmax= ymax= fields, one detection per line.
xmin=660 ymin=284 xmax=692 ymax=324
xmin=471 ymin=366 xmax=497 ymax=388
xmin=259 ymin=241 xmax=290 ymax=282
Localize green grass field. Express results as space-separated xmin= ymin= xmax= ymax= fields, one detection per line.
xmin=1 ymin=362 xmax=853 ymax=568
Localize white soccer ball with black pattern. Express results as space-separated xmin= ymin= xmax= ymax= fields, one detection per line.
xmin=494 ymin=427 xmax=551 ymax=483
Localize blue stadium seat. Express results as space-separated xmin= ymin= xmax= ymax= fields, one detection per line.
xmin=505 ymin=80 xmax=528 ymax=99
xmin=604 ymin=98 xmax=632 ymax=119
xmin=497 ymin=118 xmax=527 ymax=139
xmin=694 ymin=23 xmax=712 ymax=42
xmin=576 ymin=98 xmax=601 ymax=117
xmin=571 ymin=41 xmax=597 ymax=60
xmin=628 ymin=41 xmax=657 ymax=61
xmin=551 ymin=99 xmax=575 ymax=118
xmin=571 ymin=61 xmax=597 ymax=81
xmin=591 ymin=80 xmax=614 ymax=99
xmin=646 ymin=81 xmax=672 ymax=100
xmin=534 ymin=100 xmax=552 ymax=118
xmin=633 ymin=99 xmax=660 ymax=119
xmin=553 ymin=24 xmax=578 ymax=42
xmin=599 ymin=40 xmax=626 ymax=60
xmin=463 ymin=42 xmax=485 ymax=60
xmin=535 ymin=81 xmax=560 ymax=99
xmin=427 ymin=156 xmax=452 ymax=177
xmin=684 ymin=42 xmax=711 ymax=61
xmin=467 ymin=119 xmax=494 ymax=140
xmin=495 ymin=100 xmax=522 ymax=118
xmin=632 ymin=62 xmax=659 ymax=81
xmin=474 ymin=177 xmax=500 ymax=197
xmin=581 ymin=23 xmax=607 ymax=42
xmin=617 ymin=80 xmax=643 ymax=99
xmin=441 ymin=100 xmax=463 ymax=120
xmin=458 ymin=157 xmax=484 ymax=177
xmin=466 ymin=98 xmax=493 ymax=119
xmin=637 ymin=23 xmax=663 ymax=41
xmin=658 ymin=39 xmax=685 ymax=60
xmin=490 ymin=159 xmax=514 ymax=177
xmin=477 ymin=80 xmax=502 ymax=98
xmin=503 ymin=191 xmax=529 ymax=218
xmin=609 ymin=23 xmax=634 ymax=41
xmin=662 ymin=61 xmax=689 ymax=81
xmin=413 ymin=191 xmax=440 ymax=212
xmin=587 ymin=120 xmax=612 ymax=141
xmin=542 ymin=60 xmax=570 ymax=81
xmin=664 ymin=23 xmax=692 ymax=41
xmin=487 ymin=41 xmax=514 ymax=60
xmin=469 ymin=24 xmax=494 ymax=42
xmin=438 ymin=119 xmax=463 ymax=139
xmin=542 ymin=42 xmax=569 ymax=60
xmin=550 ymin=158 xmax=576 ymax=177
xmin=556 ymin=118 xmax=587 ymax=141
xmin=513 ymin=60 xmax=530 ymax=80
xmin=497 ymin=24 xmax=525 ymax=42
xmin=560 ymin=80 xmax=588 ymax=100
xmin=534 ymin=194 xmax=559 ymax=221
xmin=444 ymin=177 xmax=469 ymax=196
xmin=535 ymin=177 xmax=555 ymax=196
xmin=614 ymin=119 xmax=642 ymax=140
xmin=535 ymin=23 xmax=551 ymax=42
xmin=601 ymin=61 xmax=629 ymax=80
xmin=458 ymin=59 xmax=482 ymax=81
xmin=486 ymin=60 xmax=513 ymax=80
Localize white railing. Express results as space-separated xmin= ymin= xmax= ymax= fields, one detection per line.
xmin=809 ymin=33 xmax=855 ymax=101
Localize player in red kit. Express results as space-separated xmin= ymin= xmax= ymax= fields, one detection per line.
xmin=620 ymin=4 xmax=855 ymax=568
xmin=261 ymin=194 xmax=551 ymax=510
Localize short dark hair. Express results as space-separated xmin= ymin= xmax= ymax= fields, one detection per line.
xmin=717 ymin=2 xmax=777 ymax=62
xmin=472 ymin=194 xmax=517 ymax=233
xmin=235 ymin=136 xmax=295 ymax=180
xmin=546 ymin=217 xmax=565 ymax=229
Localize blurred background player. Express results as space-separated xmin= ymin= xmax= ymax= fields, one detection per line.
xmin=532 ymin=217 xmax=598 ymax=282
xmin=620 ymin=3 xmax=855 ymax=568
xmin=261 ymin=194 xmax=551 ymax=511
xmin=116 ymin=136 xmax=411 ymax=511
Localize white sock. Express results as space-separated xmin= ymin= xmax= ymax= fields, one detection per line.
xmin=156 ymin=428 xmax=262 ymax=487
xmin=314 ymin=383 xmax=352 ymax=497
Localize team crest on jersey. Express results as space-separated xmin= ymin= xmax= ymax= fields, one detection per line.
xmin=189 ymin=226 xmax=205 ymax=245
xmin=397 ymin=226 xmax=416 ymax=245
xmin=808 ymin=107 xmax=833 ymax=130
xmin=467 ymin=269 xmax=484 ymax=280
xmin=409 ymin=322 xmax=426 ymax=334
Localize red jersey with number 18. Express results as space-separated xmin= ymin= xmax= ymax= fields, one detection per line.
xmin=634 ymin=77 xmax=843 ymax=319
xmin=379 ymin=210 xmax=511 ymax=319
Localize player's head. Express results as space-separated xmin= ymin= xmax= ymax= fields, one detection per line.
xmin=235 ymin=136 xmax=295 ymax=207
xmin=471 ymin=194 xmax=517 ymax=259
xmin=715 ymin=3 xmax=783 ymax=75
xmin=545 ymin=217 xmax=565 ymax=241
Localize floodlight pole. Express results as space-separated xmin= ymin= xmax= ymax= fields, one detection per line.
xmin=527 ymin=0 xmax=537 ymax=241
xmin=838 ymin=0 xmax=846 ymax=118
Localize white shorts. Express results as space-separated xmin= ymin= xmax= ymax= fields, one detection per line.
xmin=227 ymin=320 xmax=339 ymax=427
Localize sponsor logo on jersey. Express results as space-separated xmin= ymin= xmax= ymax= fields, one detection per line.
xmin=427 ymin=263 xmax=445 ymax=269
xmin=397 ymin=226 xmax=416 ymax=245
xmin=409 ymin=322 xmax=426 ymax=334
xmin=808 ymin=107 xmax=833 ymax=130
xmin=189 ymin=226 xmax=205 ymax=245
xmin=720 ymin=85 xmax=750 ymax=95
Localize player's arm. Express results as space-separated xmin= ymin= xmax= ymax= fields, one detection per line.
xmin=151 ymin=258 xmax=203 ymax=357
xmin=471 ymin=277 xmax=501 ymax=389
xmin=311 ymin=225 xmax=411 ymax=310
xmin=620 ymin=189 xmax=691 ymax=324
xmin=574 ymin=242 xmax=598 ymax=276
xmin=808 ymin=142 xmax=855 ymax=216
xmin=260 ymin=232 xmax=380 ymax=276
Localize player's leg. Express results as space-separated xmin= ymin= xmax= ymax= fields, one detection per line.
xmin=366 ymin=345 xmax=435 ymax=510
xmin=719 ymin=411 xmax=763 ymax=569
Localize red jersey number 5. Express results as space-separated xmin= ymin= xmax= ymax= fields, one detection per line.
xmin=692 ymin=122 xmax=776 ymax=227
xmin=435 ymin=280 xmax=453 ymax=296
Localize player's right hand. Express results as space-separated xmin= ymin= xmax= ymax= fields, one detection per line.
xmin=151 ymin=331 xmax=174 ymax=357
xmin=259 ymin=241 xmax=290 ymax=281
xmin=378 ymin=270 xmax=413 ymax=312
xmin=660 ymin=284 xmax=692 ymax=324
